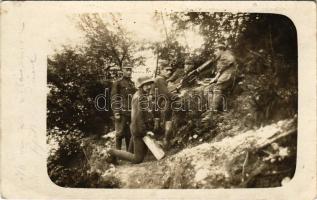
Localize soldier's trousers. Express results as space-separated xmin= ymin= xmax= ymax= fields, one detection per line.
xmin=205 ymin=70 xmax=235 ymax=111
xmin=210 ymin=89 xmax=227 ymax=111
xmin=114 ymin=115 xmax=131 ymax=150
xmin=110 ymin=136 xmax=148 ymax=164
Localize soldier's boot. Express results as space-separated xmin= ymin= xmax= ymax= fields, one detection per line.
xmin=201 ymin=112 xmax=213 ymax=125
xmin=211 ymin=90 xmax=226 ymax=112
xmin=163 ymin=121 xmax=173 ymax=150
xmin=115 ymin=135 xmax=123 ymax=150
xmin=108 ymin=149 xmax=135 ymax=163
xmin=154 ymin=118 xmax=161 ymax=134
xmin=201 ymin=89 xmax=214 ymax=125
xmin=125 ymin=135 xmax=131 ymax=151
xmin=202 ymin=89 xmax=225 ymax=125
xmin=109 ymin=137 xmax=147 ymax=164
xmin=106 ymin=149 xmax=118 ymax=165
xmin=201 ymin=96 xmax=214 ymax=125
xmin=128 ymin=137 xmax=134 ymax=153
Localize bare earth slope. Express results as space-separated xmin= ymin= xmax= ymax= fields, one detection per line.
xmin=100 ymin=117 xmax=296 ymax=188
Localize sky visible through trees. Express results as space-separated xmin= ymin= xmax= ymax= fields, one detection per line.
xmin=48 ymin=13 xmax=204 ymax=81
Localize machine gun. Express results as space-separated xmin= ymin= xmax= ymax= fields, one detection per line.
xmin=170 ymin=58 xmax=217 ymax=93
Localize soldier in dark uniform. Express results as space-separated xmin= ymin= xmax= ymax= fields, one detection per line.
xmin=111 ymin=65 xmax=136 ymax=150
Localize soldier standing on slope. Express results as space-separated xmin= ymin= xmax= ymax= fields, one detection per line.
xmin=111 ymin=65 xmax=136 ymax=150
xmin=152 ymin=60 xmax=174 ymax=149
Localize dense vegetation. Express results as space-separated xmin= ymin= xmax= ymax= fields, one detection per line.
xmin=47 ymin=13 xmax=297 ymax=187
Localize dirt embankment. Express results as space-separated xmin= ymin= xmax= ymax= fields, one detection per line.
xmin=80 ymin=70 xmax=297 ymax=189
xmin=94 ymin=117 xmax=296 ymax=188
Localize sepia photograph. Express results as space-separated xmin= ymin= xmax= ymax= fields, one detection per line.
xmin=1 ymin=1 xmax=316 ymax=199
xmin=47 ymin=12 xmax=298 ymax=188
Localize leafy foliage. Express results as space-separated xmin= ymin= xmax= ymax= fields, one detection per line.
xmin=47 ymin=13 xmax=144 ymax=187
xmin=47 ymin=128 xmax=119 ymax=188
xmin=166 ymin=13 xmax=297 ymax=149
xmin=47 ymin=47 xmax=112 ymax=134
xmin=47 ymin=13 xmax=145 ymax=134
xmin=47 ymin=128 xmax=87 ymax=187
xmin=47 ymin=13 xmax=298 ymax=188
xmin=77 ymin=13 xmax=145 ymax=70
xmin=150 ymin=12 xmax=188 ymax=72
xmin=151 ymin=39 xmax=188 ymax=70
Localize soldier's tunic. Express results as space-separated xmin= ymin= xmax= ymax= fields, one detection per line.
xmin=152 ymin=75 xmax=173 ymax=122
xmin=167 ymin=68 xmax=185 ymax=84
xmin=111 ymin=77 xmax=136 ymax=150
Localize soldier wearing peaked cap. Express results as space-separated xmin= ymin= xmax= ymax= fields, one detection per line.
xmin=151 ymin=61 xmax=175 ymax=150
xmin=111 ymin=65 xmax=136 ymax=150
xmin=201 ymin=43 xmax=237 ymax=123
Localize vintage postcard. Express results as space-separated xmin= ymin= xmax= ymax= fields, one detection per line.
xmin=1 ymin=1 xmax=316 ymax=199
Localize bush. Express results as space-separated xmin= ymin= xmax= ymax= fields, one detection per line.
xmin=47 ymin=128 xmax=87 ymax=187
xmin=47 ymin=128 xmax=119 ymax=188
xmin=47 ymin=47 xmax=113 ymax=135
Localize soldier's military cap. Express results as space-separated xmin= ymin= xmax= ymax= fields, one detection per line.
xmin=136 ymin=76 xmax=154 ymax=88
xmin=214 ymin=43 xmax=226 ymax=49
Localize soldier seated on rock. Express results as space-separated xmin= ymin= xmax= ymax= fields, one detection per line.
xmin=201 ymin=43 xmax=238 ymax=123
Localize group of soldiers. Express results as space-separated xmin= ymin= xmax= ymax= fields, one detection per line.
xmin=108 ymin=43 xmax=237 ymax=164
